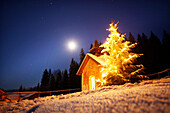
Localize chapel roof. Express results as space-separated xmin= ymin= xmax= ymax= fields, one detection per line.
xmin=76 ymin=53 xmax=106 ymax=75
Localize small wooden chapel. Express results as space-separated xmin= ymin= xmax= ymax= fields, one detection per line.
xmin=76 ymin=40 xmax=106 ymax=91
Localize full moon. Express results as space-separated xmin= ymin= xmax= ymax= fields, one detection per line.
xmin=68 ymin=41 xmax=77 ymax=50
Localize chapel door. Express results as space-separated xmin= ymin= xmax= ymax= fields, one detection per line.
xmin=89 ymin=76 xmax=95 ymax=90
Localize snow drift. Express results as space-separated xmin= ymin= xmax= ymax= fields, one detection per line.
xmin=0 ymin=78 xmax=170 ymax=113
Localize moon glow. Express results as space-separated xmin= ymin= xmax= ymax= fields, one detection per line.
xmin=68 ymin=41 xmax=77 ymax=50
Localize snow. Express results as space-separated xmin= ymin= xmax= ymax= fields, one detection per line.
xmin=87 ymin=53 xmax=106 ymax=65
xmin=0 ymin=78 xmax=170 ymax=113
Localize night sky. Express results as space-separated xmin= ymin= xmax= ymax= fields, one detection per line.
xmin=0 ymin=0 xmax=170 ymax=90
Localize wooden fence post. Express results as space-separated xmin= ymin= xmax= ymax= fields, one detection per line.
xmin=38 ymin=93 xmax=40 ymax=97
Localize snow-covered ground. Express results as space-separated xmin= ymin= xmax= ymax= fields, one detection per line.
xmin=0 ymin=78 xmax=170 ymax=113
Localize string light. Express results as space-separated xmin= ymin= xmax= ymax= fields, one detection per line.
xmin=96 ymin=22 xmax=144 ymax=87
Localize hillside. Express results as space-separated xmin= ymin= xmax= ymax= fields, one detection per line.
xmin=0 ymin=78 xmax=170 ymax=113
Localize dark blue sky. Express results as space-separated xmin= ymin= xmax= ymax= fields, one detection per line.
xmin=0 ymin=0 xmax=170 ymax=90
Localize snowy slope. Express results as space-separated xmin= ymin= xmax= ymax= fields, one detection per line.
xmin=1 ymin=78 xmax=170 ymax=113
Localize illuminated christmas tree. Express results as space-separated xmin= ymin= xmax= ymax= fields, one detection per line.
xmin=97 ymin=22 xmax=146 ymax=87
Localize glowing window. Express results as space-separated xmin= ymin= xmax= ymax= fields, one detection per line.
xmin=91 ymin=76 xmax=95 ymax=90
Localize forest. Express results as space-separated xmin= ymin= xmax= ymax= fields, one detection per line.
xmin=19 ymin=30 xmax=170 ymax=91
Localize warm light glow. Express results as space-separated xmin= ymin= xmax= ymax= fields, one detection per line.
xmin=96 ymin=21 xmax=144 ymax=87
xmin=91 ymin=76 xmax=95 ymax=90
xmin=102 ymin=73 xmax=107 ymax=77
xmin=89 ymin=76 xmax=95 ymax=90
xmin=124 ymin=59 xmax=127 ymax=62
xmin=68 ymin=41 xmax=77 ymax=50
xmin=96 ymin=79 xmax=100 ymax=82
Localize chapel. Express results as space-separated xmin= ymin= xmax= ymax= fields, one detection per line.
xmin=76 ymin=40 xmax=105 ymax=91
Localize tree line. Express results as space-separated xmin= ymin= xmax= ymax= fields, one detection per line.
xmin=19 ymin=48 xmax=85 ymax=91
xmin=40 ymin=48 xmax=86 ymax=91
xmin=126 ymin=30 xmax=170 ymax=78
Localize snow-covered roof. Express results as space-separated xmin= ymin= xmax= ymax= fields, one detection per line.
xmin=76 ymin=53 xmax=106 ymax=75
xmin=87 ymin=53 xmax=105 ymax=65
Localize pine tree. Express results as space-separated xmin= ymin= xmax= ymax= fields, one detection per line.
xmin=136 ymin=34 xmax=144 ymax=72
xmin=136 ymin=34 xmax=142 ymax=57
xmin=50 ymin=74 xmax=55 ymax=90
xmin=97 ymin=22 xmax=146 ymax=87
xmin=63 ymin=69 xmax=68 ymax=89
xmin=128 ymin=32 xmax=135 ymax=43
xmin=140 ymin=33 xmax=149 ymax=74
xmin=69 ymin=58 xmax=79 ymax=77
xmin=19 ymin=85 xmax=23 ymax=92
xmin=69 ymin=58 xmax=79 ymax=88
xmin=49 ymin=68 xmax=52 ymax=80
xmin=55 ymin=69 xmax=62 ymax=89
xmin=148 ymin=31 xmax=162 ymax=74
xmin=79 ymin=48 xmax=85 ymax=65
xmin=41 ymin=69 xmax=49 ymax=90
xmin=162 ymin=30 xmax=170 ymax=69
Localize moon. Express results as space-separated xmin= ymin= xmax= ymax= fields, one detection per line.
xmin=68 ymin=41 xmax=77 ymax=50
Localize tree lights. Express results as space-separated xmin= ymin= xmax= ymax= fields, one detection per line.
xmin=97 ymin=22 xmax=146 ymax=87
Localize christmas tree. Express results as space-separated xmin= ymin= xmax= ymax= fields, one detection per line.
xmin=97 ymin=22 xmax=146 ymax=87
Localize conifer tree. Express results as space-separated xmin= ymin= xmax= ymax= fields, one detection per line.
xmin=128 ymin=32 xmax=135 ymax=43
xmin=41 ymin=69 xmax=49 ymax=90
xmin=79 ymin=48 xmax=85 ymax=65
xmin=69 ymin=58 xmax=79 ymax=88
xmin=50 ymin=74 xmax=55 ymax=90
xmin=63 ymin=69 xmax=68 ymax=89
xmin=148 ymin=31 xmax=162 ymax=73
xmin=19 ymin=85 xmax=23 ymax=92
xmin=97 ymin=22 xmax=146 ymax=87
xmin=49 ymin=68 xmax=52 ymax=81
xmin=69 ymin=58 xmax=79 ymax=77
xmin=55 ymin=69 xmax=62 ymax=89
xmin=162 ymin=30 xmax=170 ymax=69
